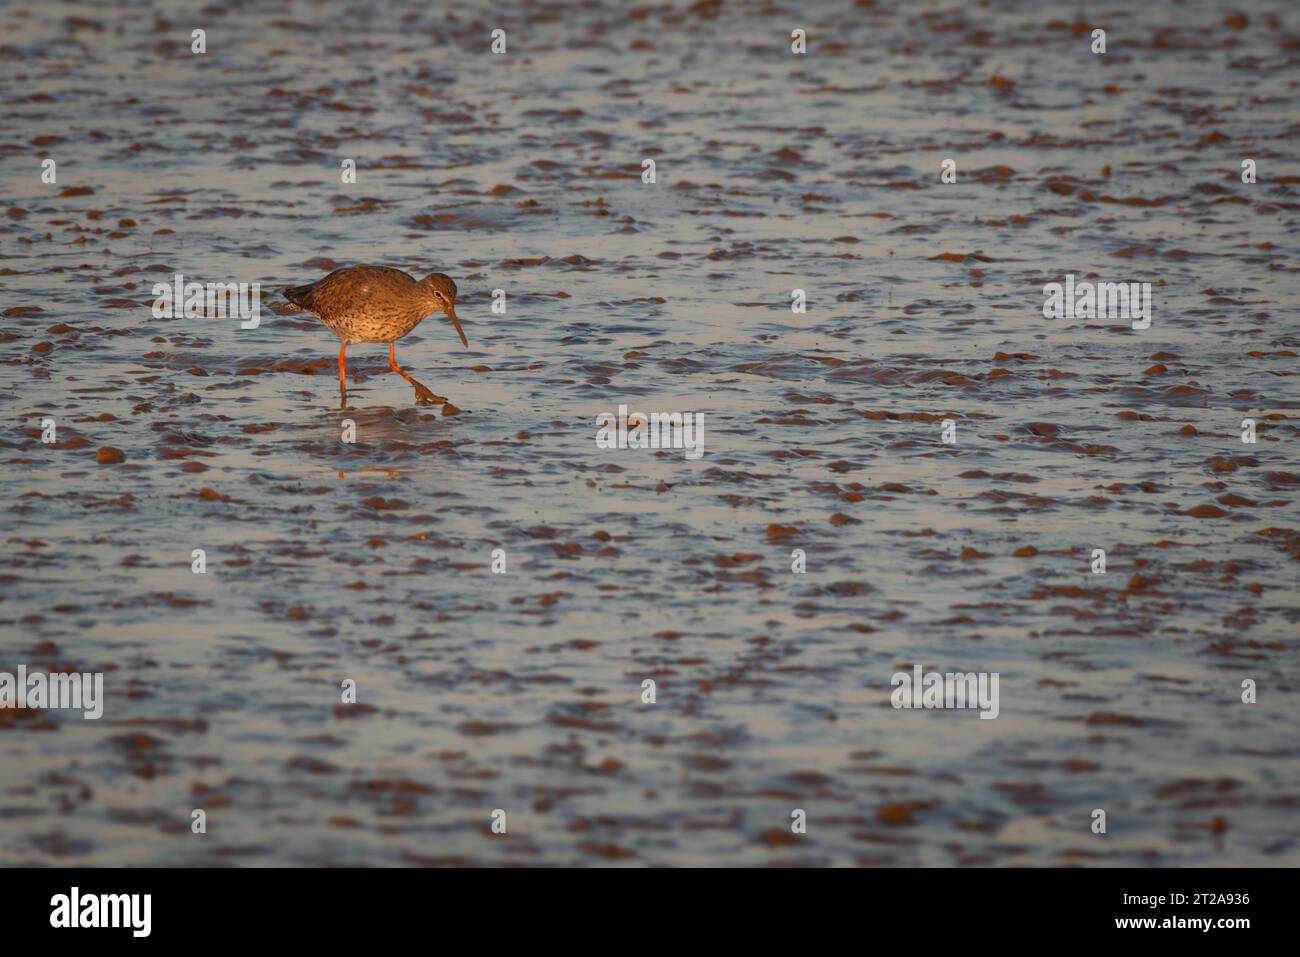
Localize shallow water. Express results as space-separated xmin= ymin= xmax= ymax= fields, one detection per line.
xmin=1 ymin=0 xmax=1298 ymax=866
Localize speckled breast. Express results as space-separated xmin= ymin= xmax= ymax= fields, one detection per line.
xmin=319 ymin=306 xmax=430 ymax=344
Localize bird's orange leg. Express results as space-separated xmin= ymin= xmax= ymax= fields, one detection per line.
xmin=389 ymin=341 xmax=445 ymax=405
xmin=337 ymin=339 xmax=349 ymax=408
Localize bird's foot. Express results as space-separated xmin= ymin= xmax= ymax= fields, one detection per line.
xmin=410 ymin=380 xmax=447 ymax=406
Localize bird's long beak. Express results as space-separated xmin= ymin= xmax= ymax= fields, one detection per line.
xmin=446 ymin=304 xmax=468 ymax=348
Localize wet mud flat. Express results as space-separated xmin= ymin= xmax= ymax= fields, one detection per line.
xmin=1 ymin=0 xmax=1299 ymax=865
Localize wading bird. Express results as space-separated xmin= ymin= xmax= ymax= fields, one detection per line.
xmin=283 ymin=265 xmax=468 ymax=408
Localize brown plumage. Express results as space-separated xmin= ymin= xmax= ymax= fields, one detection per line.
xmin=283 ymin=264 xmax=467 ymax=408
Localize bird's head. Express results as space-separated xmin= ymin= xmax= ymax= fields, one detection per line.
xmin=422 ymin=273 xmax=467 ymax=348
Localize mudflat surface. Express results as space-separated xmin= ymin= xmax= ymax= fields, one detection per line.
xmin=1 ymin=1 xmax=1297 ymax=865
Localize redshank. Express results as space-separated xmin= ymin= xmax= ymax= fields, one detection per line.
xmin=283 ymin=265 xmax=468 ymax=407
